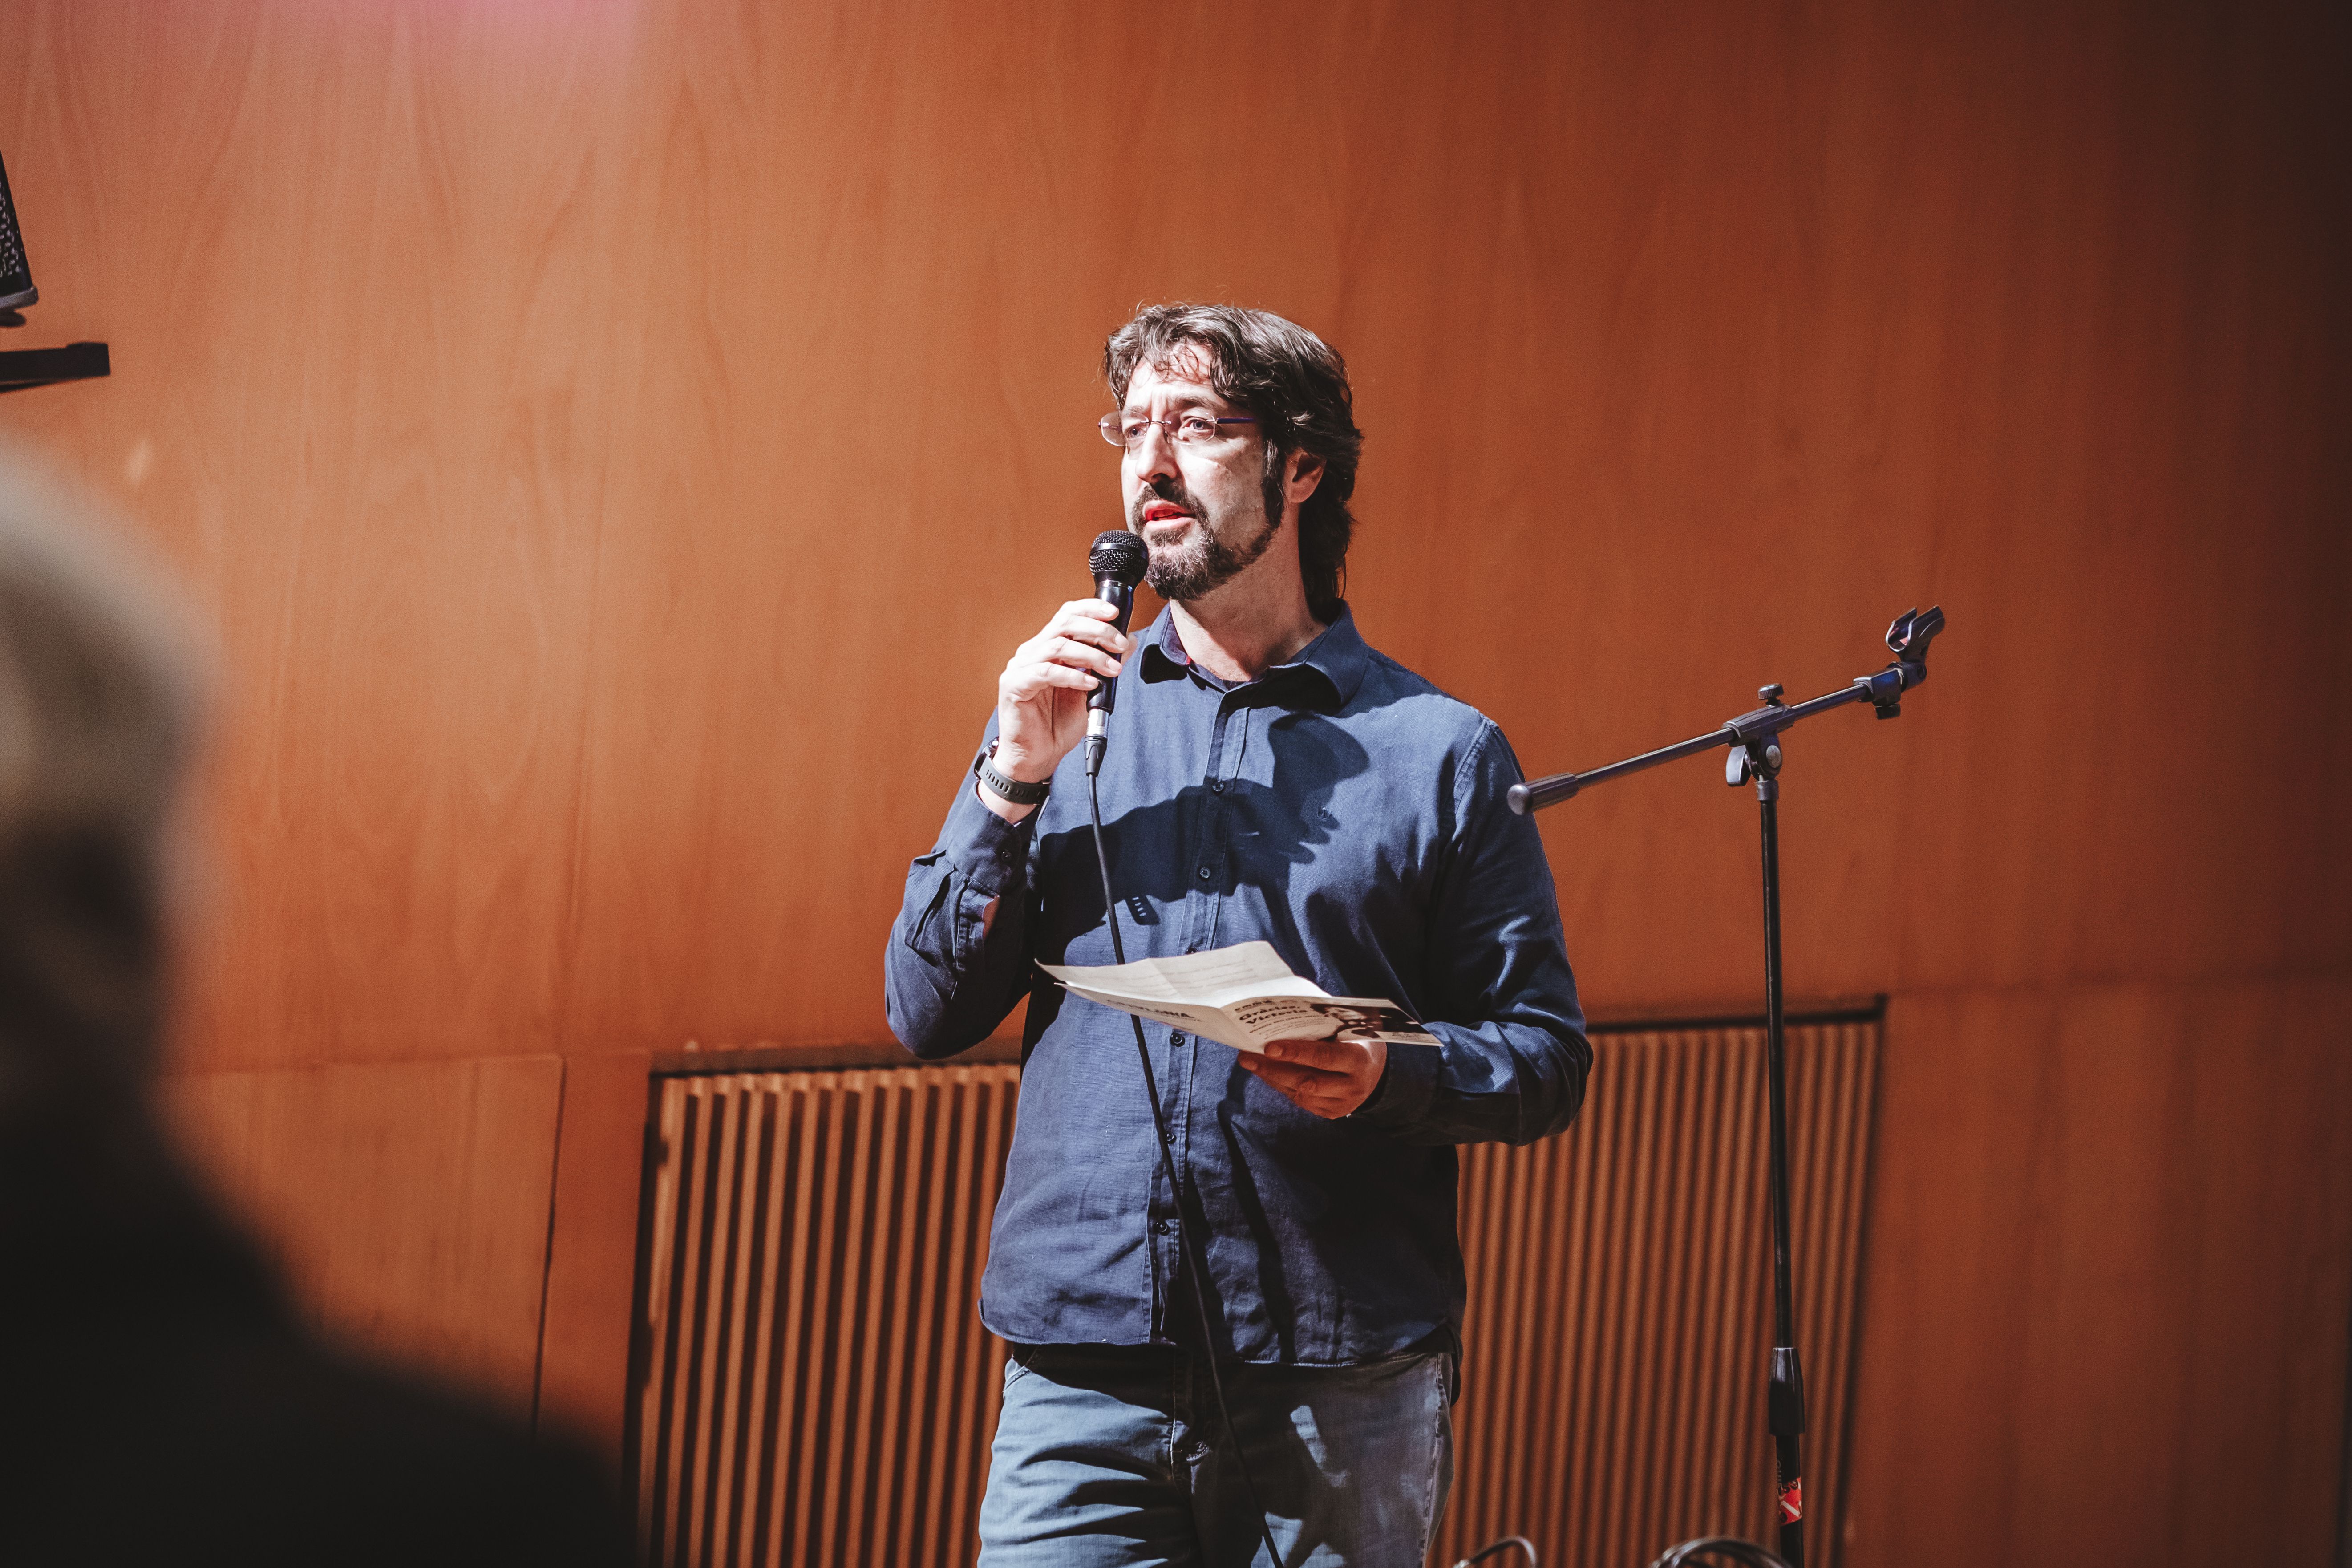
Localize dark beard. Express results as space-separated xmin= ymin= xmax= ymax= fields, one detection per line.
xmin=1130 ymin=473 xmax=1283 ymax=603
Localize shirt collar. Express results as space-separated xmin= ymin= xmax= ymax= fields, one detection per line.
xmin=1139 ymin=602 xmax=1369 ymax=708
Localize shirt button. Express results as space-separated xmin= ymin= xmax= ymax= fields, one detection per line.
xmin=1170 ymin=1032 xmax=1186 ymax=1047
xmin=1153 ymin=1219 xmax=1174 ymax=1235
xmin=1209 ymin=779 xmax=1225 ymax=794
xmin=1196 ymin=866 xmax=1212 ymax=880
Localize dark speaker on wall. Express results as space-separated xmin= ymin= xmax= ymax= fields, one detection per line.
xmin=0 ymin=148 xmax=37 ymax=313
xmin=0 ymin=144 xmax=105 ymax=393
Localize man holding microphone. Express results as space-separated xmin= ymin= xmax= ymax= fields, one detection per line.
xmin=887 ymin=304 xmax=1590 ymax=1565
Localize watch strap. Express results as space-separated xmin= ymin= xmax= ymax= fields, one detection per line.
xmin=976 ymin=745 xmax=1052 ymax=806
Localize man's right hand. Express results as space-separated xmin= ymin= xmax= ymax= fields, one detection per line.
xmin=982 ymin=599 xmax=1133 ymax=821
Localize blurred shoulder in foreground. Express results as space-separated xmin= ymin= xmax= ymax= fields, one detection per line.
xmin=0 ymin=445 xmax=630 ymax=1566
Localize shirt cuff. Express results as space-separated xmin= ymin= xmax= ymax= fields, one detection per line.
xmin=942 ymin=780 xmax=1035 ymax=897
xmin=1348 ymin=1039 xmax=1440 ymax=1131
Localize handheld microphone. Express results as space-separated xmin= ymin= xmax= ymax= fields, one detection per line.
xmin=1085 ymin=529 xmax=1148 ymax=774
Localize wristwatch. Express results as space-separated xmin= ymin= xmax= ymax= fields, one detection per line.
xmin=976 ymin=742 xmax=1052 ymax=806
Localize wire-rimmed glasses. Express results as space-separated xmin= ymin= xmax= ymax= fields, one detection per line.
xmin=1098 ymin=411 xmax=1258 ymax=449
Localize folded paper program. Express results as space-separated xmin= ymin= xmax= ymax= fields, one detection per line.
xmin=1037 ymin=942 xmax=1440 ymax=1055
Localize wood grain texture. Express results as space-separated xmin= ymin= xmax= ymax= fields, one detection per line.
xmin=164 ymin=1053 xmax=567 ymax=1414
xmin=0 ymin=2 xmax=2342 ymax=1563
xmin=0 ymin=2 xmax=636 ymax=1066
xmin=1847 ymin=981 xmax=2352 ymax=1565
xmin=0 ymin=0 xmax=2338 ymax=1062
xmin=539 ymin=1049 xmax=654 ymax=1474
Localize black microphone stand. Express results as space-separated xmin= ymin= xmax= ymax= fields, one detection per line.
xmin=1505 ymin=606 xmax=1945 ymax=1568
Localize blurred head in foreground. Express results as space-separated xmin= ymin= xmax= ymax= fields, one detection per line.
xmin=0 ymin=442 xmax=626 ymax=1567
xmin=0 ymin=446 xmax=206 ymax=1282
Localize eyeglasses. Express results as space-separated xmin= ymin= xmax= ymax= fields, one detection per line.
xmin=1098 ymin=411 xmax=1259 ymax=449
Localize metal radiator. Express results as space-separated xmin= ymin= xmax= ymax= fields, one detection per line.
xmin=1434 ymin=1017 xmax=1881 ymax=1568
xmin=630 ymin=1063 xmax=1022 ymax=1568
xmin=630 ymin=1017 xmax=1878 ymax=1568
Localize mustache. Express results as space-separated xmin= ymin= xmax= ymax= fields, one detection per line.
xmin=1128 ymin=474 xmax=1200 ymax=528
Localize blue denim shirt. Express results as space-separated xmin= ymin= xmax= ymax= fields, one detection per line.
xmin=885 ymin=605 xmax=1589 ymax=1365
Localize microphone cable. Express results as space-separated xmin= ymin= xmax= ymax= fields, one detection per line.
xmin=1084 ymin=754 xmax=1284 ymax=1568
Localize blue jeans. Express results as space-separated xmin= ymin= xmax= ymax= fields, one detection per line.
xmin=976 ymin=1343 xmax=1455 ymax=1567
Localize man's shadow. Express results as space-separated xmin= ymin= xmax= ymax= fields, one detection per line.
xmin=1031 ymin=705 xmax=1372 ymax=963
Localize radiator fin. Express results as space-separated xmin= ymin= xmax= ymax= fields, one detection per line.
xmin=630 ymin=1066 xmax=1019 ymax=1568
xmin=1433 ymin=1020 xmax=1879 ymax=1568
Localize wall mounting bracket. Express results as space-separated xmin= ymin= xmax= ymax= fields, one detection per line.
xmin=0 ymin=340 xmax=109 ymax=392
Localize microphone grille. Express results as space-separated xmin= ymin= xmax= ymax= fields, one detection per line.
xmin=1090 ymin=529 xmax=1148 ymax=586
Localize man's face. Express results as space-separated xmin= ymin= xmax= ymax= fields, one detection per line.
xmin=1119 ymin=353 xmax=1279 ymax=603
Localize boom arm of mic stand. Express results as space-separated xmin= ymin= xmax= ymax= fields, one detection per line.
xmin=1497 ymin=605 xmax=1943 ymax=1568
xmin=1506 ymin=605 xmax=1943 ymax=816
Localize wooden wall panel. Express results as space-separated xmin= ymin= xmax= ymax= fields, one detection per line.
xmin=540 ymin=1049 xmax=655 ymax=1472
xmin=0 ymin=3 xmax=2341 ymax=1564
xmin=0 ymin=3 xmax=640 ymax=1067
xmin=1 ymin=0 xmax=2338 ymax=1062
xmin=165 ymin=1054 xmax=567 ymax=1414
xmin=1846 ymin=981 xmax=2352 ymax=1565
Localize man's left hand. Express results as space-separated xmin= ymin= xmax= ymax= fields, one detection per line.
xmin=1239 ymin=1036 xmax=1387 ymax=1119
